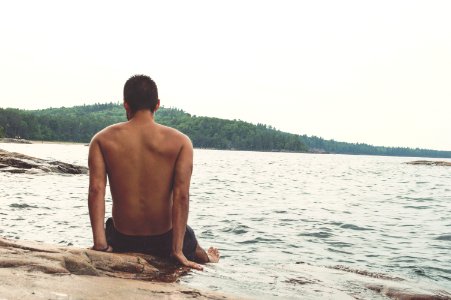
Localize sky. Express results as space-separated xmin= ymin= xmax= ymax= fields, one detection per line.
xmin=0 ymin=0 xmax=450 ymax=151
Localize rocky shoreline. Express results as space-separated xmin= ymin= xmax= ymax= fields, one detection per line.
xmin=0 ymin=237 xmax=235 ymax=299
xmin=0 ymin=138 xmax=32 ymax=144
xmin=406 ymin=160 xmax=451 ymax=166
xmin=1 ymin=238 xmax=450 ymax=300
xmin=0 ymin=148 xmax=88 ymax=174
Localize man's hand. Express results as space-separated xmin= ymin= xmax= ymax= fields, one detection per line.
xmin=172 ymin=251 xmax=203 ymax=271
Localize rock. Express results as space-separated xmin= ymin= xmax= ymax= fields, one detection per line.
xmin=0 ymin=148 xmax=88 ymax=174
xmin=0 ymin=237 xmax=186 ymax=282
xmin=406 ymin=160 xmax=451 ymax=167
xmin=367 ymin=284 xmax=451 ymax=300
xmin=0 ymin=237 xmax=235 ymax=299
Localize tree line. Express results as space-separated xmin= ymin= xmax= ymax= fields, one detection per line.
xmin=300 ymin=134 xmax=451 ymax=158
xmin=1 ymin=103 xmax=450 ymax=158
xmin=0 ymin=103 xmax=307 ymax=152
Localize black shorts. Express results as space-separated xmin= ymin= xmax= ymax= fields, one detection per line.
xmin=105 ymin=218 xmax=198 ymax=261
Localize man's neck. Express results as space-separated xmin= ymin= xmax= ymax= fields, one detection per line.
xmin=128 ymin=109 xmax=155 ymax=123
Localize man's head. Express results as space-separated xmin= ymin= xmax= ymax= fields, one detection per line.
xmin=123 ymin=75 xmax=159 ymax=114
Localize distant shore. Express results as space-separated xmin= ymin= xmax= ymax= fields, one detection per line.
xmin=0 ymin=138 xmax=32 ymax=144
xmin=30 ymin=140 xmax=87 ymax=145
xmin=0 ymin=138 xmax=85 ymax=145
xmin=3 ymin=138 xmax=451 ymax=160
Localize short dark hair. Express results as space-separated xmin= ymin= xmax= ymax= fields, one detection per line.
xmin=123 ymin=75 xmax=159 ymax=113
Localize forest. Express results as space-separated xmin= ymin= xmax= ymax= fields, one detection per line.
xmin=0 ymin=103 xmax=307 ymax=152
xmin=1 ymin=103 xmax=450 ymax=158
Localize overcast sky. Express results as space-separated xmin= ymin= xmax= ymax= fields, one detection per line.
xmin=0 ymin=0 xmax=450 ymax=150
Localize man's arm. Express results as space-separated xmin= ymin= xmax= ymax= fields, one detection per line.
xmin=171 ymin=136 xmax=202 ymax=270
xmin=87 ymin=137 xmax=110 ymax=251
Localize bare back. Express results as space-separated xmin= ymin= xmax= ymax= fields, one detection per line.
xmin=93 ymin=115 xmax=190 ymax=236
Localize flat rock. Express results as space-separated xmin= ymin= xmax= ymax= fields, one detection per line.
xmin=0 ymin=237 xmax=235 ymax=299
xmin=406 ymin=160 xmax=451 ymax=166
xmin=0 ymin=148 xmax=88 ymax=174
xmin=0 ymin=237 xmax=187 ymax=282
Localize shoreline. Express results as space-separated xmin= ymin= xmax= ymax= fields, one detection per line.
xmin=2 ymin=139 xmax=450 ymax=160
xmin=0 ymin=138 xmax=86 ymax=145
xmin=30 ymin=140 xmax=87 ymax=145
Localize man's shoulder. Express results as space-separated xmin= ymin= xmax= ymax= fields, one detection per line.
xmin=91 ymin=122 xmax=127 ymax=142
xmin=156 ymin=123 xmax=192 ymax=144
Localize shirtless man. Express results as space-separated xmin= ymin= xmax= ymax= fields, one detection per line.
xmin=88 ymin=75 xmax=219 ymax=270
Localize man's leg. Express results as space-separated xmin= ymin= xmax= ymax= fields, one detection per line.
xmin=194 ymin=244 xmax=220 ymax=263
xmin=184 ymin=226 xmax=220 ymax=263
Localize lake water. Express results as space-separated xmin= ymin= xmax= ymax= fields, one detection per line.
xmin=1 ymin=142 xmax=450 ymax=299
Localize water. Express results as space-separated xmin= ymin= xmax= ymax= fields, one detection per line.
xmin=1 ymin=142 xmax=450 ymax=299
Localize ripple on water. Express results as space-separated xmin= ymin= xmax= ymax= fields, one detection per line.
xmin=401 ymin=196 xmax=435 ymax=202
xmin=327 ymin=241 xmax=353 ymax=248
xmin=9 ymin=203 xmax=38 ymax=209
xmin=403 ymin=205 xmax=430 ymax=209
xmin=222 ymin=224 xmax=250 ymax=235
xmin=327 ymin=247 xmax=353 ymax=255
xmin=328 ymin=221 xmax=344 ymax=226
xmin=435 ymin=234 xmax=451 ymax=241
xmin=298 ymin=231 xmax=333 ymax=239
xmin=340 ymin=224 xmax=373 ymax=231
xmin=238 ymin=236 xmax=282 ymax=244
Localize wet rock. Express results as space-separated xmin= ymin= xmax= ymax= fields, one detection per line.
xmin=282 ymin=263 xmax=450 ymax=299
xmin=0 ymin=237 xmax=187 ymax=282
xmin=0 ymin=149 xmax=88 ymax=174
xmin=0 ymin=237 xmax=234 ymax=299
xmin=406 ymin=160 xmax=451 ymax=167
xmin=367 ymin=284 xmax=451 ymax=300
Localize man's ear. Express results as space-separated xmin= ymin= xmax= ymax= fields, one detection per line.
xmin=154 ymin=99 xmax=161 ymax=112
xmin=124 ymin=101 xmax=130 ymax=112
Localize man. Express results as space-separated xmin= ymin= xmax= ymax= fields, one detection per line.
xmin=88 ymin=75 xmax=219 ymax=270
